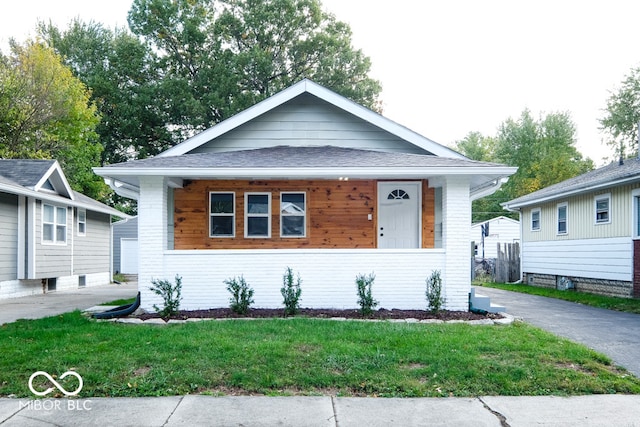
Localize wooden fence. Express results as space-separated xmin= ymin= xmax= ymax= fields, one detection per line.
xmin=495 ymin=242 xmax=520 ymax=283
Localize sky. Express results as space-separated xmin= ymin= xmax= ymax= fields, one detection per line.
xmin=1 ymin=0 xmax=639 ymax=166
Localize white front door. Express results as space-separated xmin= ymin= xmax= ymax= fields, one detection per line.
xmin=378 ymin=182 xmax=421 ymax=249
xmin=120 ymin=238 xmax=139 ymax=274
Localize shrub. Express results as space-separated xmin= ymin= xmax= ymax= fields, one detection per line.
xmin=426 ymin=270 xmax=445 ymax=313
xmin=281 ymin=267 xmax=302 ymax=316
xmin=149 ymin=275 xmax=183 ymax=320
xmin=356 ymin=272 xmax=378 ymax=316
xmin=225 ymin=275 xmax=254 ymax=315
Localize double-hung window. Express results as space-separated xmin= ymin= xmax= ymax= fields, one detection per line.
xmin=594 ymin=194 xmax=610 ymax=224
xmin=557 ymin=202 xmax=568 ymax=235
xmin=531 ymin=208 xmax=541 ymax=231
xmin=210 ymin=192 xmax=235 ymax=237
xmin=281 ymin=193 xmax=306 ymax=237
xmin=77 ymin=209 xmax=87 ymax=236
xmin=245 ymin=193 xmax=271 ymax=238
xmin=43 ymin=204 xmax=67 ymax=244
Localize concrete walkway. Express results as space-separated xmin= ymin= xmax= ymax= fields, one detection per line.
xmin=2 ymin=394 xmax=640 ymax=426
xmin=478 ymin=286 xmax=640 ymax=378
xmin=0 ymin=282 xmax=138 ymax=325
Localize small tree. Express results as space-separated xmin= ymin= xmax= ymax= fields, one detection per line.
xmin=281 ymin=267 xmax=302 ymax=316
xmin=149 ymin=275 xmax=183 ymax=320
xmin=426 ymin=270 xmax=445 ymax=313
xmin=356 ymin=272 xmax=378 ymax=316
xmin=224 ymin=275 xmax=254 ymax=315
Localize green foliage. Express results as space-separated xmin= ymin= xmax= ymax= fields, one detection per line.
xmin=281 ymin=267 xmax=302 ymax=316
xmin=355 ymin=272 xmax=378 ymax=316
xmin=0 ymin=40 xmax=107 ymax=200
xmin=2 ymin=313 xmax=640 ymax=397
xmin=224 ymin=275 xmax=255 ymax=315
xmin=425 ymin=270 xmax=445 ymax=313
xmin=600 ymin=67 xmax=640 ymax=160
xmin=149 ymin=275 xmax=183 ymax=319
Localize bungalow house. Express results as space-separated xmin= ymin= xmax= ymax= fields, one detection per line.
xmin=503 ymin=157 xmax=640 ymax=298
xmin=471 ymin=216 xmax=520 ymax=259
xmin=0 ymin=159 xmax=129 ymax=299
xmin=94 ymin=79 xmax=516 ymax=312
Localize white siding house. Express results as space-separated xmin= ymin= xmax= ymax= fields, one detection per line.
xmin=503 ymin=158 xmax=640 ymax=298
xmin=95 ymin=79 xmax=516 ymax=312
xmin=0 ymin=160 xmax=129 ymax=298
xmin=471 ymin=216 xmax=520 ymax=259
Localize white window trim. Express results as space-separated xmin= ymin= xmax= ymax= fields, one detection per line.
xmin=209 ymin=192 xmax=235 ymax=238
xmin=77 ymin=209 xmax=87 ymax=236
xmin=557 ymin=202 xmax=568 ymax=235
xmin=594 ymin=193 xmax=611 ymax=225
xmin=632 ymin=189 xmax=640 ymax=239
xmin=244 ymin=192 xmax=271 ymax=238
xmin=42 ymin=203 xmax=67 ymax=245
xmin=530 ymin=208 xmax=541 ymax=232
xmin=280 ymin=192 xmax=307 ymax=238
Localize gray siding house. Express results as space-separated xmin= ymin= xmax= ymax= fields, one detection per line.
xmin=0 ymin=159 xmax=128 ymax=299
xmin=503 ymin=158 xmax=640 ymax=298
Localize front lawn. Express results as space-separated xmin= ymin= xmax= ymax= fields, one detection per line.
xmin=1 ymin=312 xmax=639 ymax=398
xmin=479 ymin=283 xmax=640 ymax=314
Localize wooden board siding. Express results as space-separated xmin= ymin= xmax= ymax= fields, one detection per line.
xmin=422 ymin=184 xmax=435 ymax=248
xmin=174 ymin=179 xmax=436 ymax=250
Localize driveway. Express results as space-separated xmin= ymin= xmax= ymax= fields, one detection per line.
xmin=478 ymin=286 xmax=640 ymax=377
xmin=0 ymin=282 xmax=138 ymax=325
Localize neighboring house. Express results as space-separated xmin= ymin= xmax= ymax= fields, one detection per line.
xmin=471 ymin=216 xmax=520 ymax=259
xmin=95 ymin=79 xmax=516 ymax=312
xmin=112 ymin=216 xmax=138 ymax=275
xmin=503 ymin=158 xmax=640 ymax=298
xmin=0 ymin=159 xmax=129 ymax=299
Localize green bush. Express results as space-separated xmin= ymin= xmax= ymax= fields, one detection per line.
xmin=426 ymin=270 xmax=445 ymax=313
xmin=356 ymin=272 xmax=378 ymax=316
xmin=225 ymin=276 xmax=254 ymax=315
xmin=281 ymin=267 xmax=302 ymax=316
xmin=149 ymin=275 xmax=183 ymax=320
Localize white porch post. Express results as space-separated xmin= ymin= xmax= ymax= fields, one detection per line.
xmin=138 ymin=176 xmax=168 ymax=311
xmin=442 ymin=176 xmax=472 ymax=310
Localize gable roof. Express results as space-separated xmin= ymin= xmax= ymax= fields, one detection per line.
xmin=0 ymin=159 xmax=129 ymax=218
xmin=472 ymin=216 xmax=519 ymax=227
xmin=158 ymin=79 xmax=466 ymax=159
xmin=503 ymin=158 xmax=640 ymax=210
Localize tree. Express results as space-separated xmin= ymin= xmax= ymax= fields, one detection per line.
xmin=451 ymin=131 xmax=496 ymax=162
xmin=600 ymin=67 xmax=640 ymax=160
xmin=0 ymin=40 xmax=106 ymax=200
xmin=127 ymin=0 xmax=382 ymax=137
xmin=495 ymin=109 xmax=593 ymax=202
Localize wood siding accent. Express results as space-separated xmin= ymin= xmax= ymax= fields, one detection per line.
xmin=0 ymin=192 xmax=18 ymax=281
xmin=174 ymin=179 xmax=436 ymax=250
xmin=422 ymin=183 xmax=435 ymax=248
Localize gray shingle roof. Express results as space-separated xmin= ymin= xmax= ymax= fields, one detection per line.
xmin=504 ymin=157 xmax=640 ymax=208
xmin=102 ymin=146 xmax=506 ymax=169
xmin=0 ymin=159 xmax=55 ymax=188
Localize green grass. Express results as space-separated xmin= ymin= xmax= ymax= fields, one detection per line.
xmin=478 ymin=282 xmax=640 ymax=314
xmin=1 ymin=312 xmax=639 ymax=398
xmin=100 ymin=297 xmax=137 ymax=306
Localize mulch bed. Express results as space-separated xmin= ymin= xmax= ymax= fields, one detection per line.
xmin=138 ymin=307 xmax=503 ymax=321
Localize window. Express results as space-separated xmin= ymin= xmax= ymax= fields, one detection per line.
xmin=531 ymin=208 xmax=541 ymax=231
xmin=387 ymin=189 xmax=410 ymax=200
xmin=281 ymin=193 xmax=306 ymax=237
xmin=594 ymin=194 xmax=610 ymax=224
xmin=210 ymin=192 xmax=235 ymax=237
xmin=77 ymin=209 xmax=86 ymax=236
xmin=43 ymin=204 xmax=67 ymax=244
xmin=557 ymin=203 xmax=568 ymax=235
xmin=245 ymin=193 xmax=271 ymax=238
xmin=633 ymin=190 xmax=640 ymax=239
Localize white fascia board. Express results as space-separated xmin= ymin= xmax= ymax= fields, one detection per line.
xmin=503 ymin=175 xmax=640 ymax=211
xmin=158 ymin=79 xmax=466 ymax=160
xmin=34 ymin=161 xmax=75 ymax=200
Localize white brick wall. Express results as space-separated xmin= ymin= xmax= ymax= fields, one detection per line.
xmin=442 ymin=176 xmax=472 ymax=311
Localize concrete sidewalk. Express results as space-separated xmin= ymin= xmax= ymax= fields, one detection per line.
xmin=2 ymin=394 xmax=640 ymax=426
xmin=0 ymin=282 xmax=138 ymax=325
